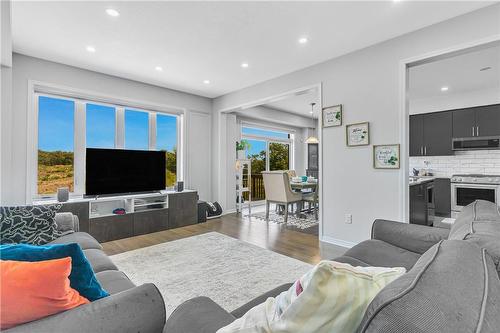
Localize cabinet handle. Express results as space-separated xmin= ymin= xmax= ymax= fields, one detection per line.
xmin=424 ymin=146 xmax=427 ymax=155
xmin=472 ymin=126 xmax=475 ymax=137
xmin=476 ymin=126 xmax=479 ymax=136
xmin=420 ymin=146 xmax=423 ymax=155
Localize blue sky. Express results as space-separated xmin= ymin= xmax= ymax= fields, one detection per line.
xmin=38 ymin=96 xmax=177 ymax=152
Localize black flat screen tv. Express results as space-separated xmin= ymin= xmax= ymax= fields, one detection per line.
xmin=85 ymin=148 xmax=166 ymax=196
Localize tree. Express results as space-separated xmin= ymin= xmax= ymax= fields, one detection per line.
xmin=269 ymin=143 xmax=289 ymax=171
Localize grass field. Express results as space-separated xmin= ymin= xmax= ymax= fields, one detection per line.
xmin=38 ymin=164 xmax=74 ymax=194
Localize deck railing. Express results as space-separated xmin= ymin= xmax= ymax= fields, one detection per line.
xmin=243 ymin=173 xmax=266 ymax=201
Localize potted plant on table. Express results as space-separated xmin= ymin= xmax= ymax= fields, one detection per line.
xmin=236 ymin=140 xmax=251 ymax=160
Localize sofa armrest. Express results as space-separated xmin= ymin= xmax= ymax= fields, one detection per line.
xmin=371 ymin=219 xmax=449 ymax=254
xmin=54 ymin=212 xmax=79 ymax=233
xmin=164 ymin=297 xmax=235 ymax=333
xmin=5 ymin=284 xmax=165 ymax=333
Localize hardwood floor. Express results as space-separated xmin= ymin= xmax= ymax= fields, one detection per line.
xmin=102 ymin=213 xmax=346 ymax=264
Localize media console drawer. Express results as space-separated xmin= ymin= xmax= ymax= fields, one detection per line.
xmin=133 ymin=209 xmax=169 ymax=236
xmin=90 ymin=214 xmax=134 ymax=243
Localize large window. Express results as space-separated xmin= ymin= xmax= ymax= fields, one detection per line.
xmin=38 ymin=96 xmax=75 ymax=194
xmin=86 ymin=103 xmax=115 ymax=148
xmin=125 ymin=109 xmax=149 ymax=150
xmin=156 ymin=114 xmax=178 ymax=187
xmin=241 ymin=126 xmax=293 ymax=201
xmin=35 ymin=94 xmax=180 ymax=197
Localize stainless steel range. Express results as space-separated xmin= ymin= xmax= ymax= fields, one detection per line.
xmin=451 ymin=174 xmax=500 ymax=218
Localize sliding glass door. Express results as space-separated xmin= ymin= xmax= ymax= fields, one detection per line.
xmin=241 ymin=126 xmax=292 ymax=201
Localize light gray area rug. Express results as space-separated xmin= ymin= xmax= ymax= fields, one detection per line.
xmin=110 ymin=232 xmax=312 ymax=318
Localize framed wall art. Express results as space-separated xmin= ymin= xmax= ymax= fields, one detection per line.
xmin=346 ymin=122 xmax=369 ymax=146
xmin=322 ymin=104 xmax=342 ymax=127
xmin=373 ymin=144 xmax=400 ymax=169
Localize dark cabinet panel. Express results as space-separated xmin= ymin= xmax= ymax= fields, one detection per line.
xmin=409 ymin=115 xmax=424 ymax=156
xmin=452 ymin=109 xmax=476 ymax=138
xmin=423 ymin=111 xmax=453 ymax=156
xmin=133 ymin=209 xmax=169 ymax=236
xmin=410 ymin=183 xmax=429 ymax=226
xmin=90 ymin=214 xmax=134 ymax=243
xmin=168 ymin=192 xmax=198 ymax=229
xmin=475 ymin=104 xmax=500 ymax=137
xmin=434 ymin=178 xmax=451 ymax=217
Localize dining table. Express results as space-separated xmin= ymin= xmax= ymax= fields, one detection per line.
xmin=290 ymin=181 xmax=318 ymax=191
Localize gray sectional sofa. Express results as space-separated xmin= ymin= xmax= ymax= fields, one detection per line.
xmin=5 ymin=213 xmax=166 ymax=333
xmin=165 ymin=200 xmax=500 ymax=333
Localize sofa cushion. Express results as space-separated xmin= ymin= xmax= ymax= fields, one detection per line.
xmin=0 ymin=205 xmax=62 ymax=245
xmin=50 ymin=232 xmax=102 ymax=250
xmin=95 ymin=270 xmax=135 ymax=295
xmin=83 ymin=249 xmax=118 ymax=273
xmin=449 ymin=200 xmax=500 ymax=268
xmin=333 ymin=255 xmax=370 ymax=267
xmin=358 ymin=240 xmax=500 ymax=333
xmin=343 ymin=239 xmax=421 ymax=271
xmin=164 ymin=296 xmax=235 ymax=333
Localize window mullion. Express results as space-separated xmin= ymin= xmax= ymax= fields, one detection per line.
xmin=116 ymin=107 xmax=125 ymax=148
xmin=73 ymin=101 xmax=86 ymax=194
xmin=149 ymin=113 xmax=157 ymax=150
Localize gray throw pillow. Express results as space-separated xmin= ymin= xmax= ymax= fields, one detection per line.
xmin=358 ymin=240 xmax=500 ymax=333
xmin=0 ymin=204 xmax=63 ymax=245
xmin=448 ymin=200 xmax=500 ymax=269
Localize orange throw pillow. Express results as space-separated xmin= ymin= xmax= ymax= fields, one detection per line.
xmin=0 ymin=257 xmax=90 ymax=329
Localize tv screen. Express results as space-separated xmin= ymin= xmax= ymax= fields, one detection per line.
xmin=85 ymin=148 xmax=166 ymax=196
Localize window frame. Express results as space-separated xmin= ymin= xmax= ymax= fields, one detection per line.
xmin=29 ymin=87 xmax=184 ymax=201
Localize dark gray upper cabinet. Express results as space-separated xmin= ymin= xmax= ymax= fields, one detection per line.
xmin=409 ymin=112 xmax=452 ymax=156
xmin=409 ymin=115 xmax=424 ymax=156
xmin=452 ymin=104 xmax=500 ymax=138
xmin=475 ymin=104 xmax=500 ymax=137
xmin=452 ymin=108 xmax=476 ymax=138
xmin=423 ymin=111 xmax=453 ymax=156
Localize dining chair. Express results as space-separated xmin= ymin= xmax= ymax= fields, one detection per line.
xmin=262 ymin=171 xmax=302 ymax=224
xmin=302 ymin=183 xmax=319 ymax=220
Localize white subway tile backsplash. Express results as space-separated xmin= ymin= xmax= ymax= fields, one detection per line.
xmin=409 ymin=150 xmax=500 ymax=177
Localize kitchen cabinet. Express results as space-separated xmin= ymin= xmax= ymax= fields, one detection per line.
xmin=434 ymin=178 xmax=451 ymax=217
xmin=410 ymin=182 xmax=430 ymax=226
xmin=409 ymin=111 xmax=452 ymax=156
xmin=452 ymin=104 xmax=500 ymax=138
xmin=409 ymin=115 xmax=424 ymax=156
xmin=475 ymin=104 xmax=500 ymax=137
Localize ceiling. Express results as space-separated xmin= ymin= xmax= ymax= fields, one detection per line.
xmin=409 ymin=44 xmax=500 ymax=100
xmin=12 ymin=1 xmax=493 ymax=98
xmin=264 ymin=90 xmax=320 ymax=118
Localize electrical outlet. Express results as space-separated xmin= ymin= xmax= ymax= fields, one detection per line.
xmin=345 ymin=214 xmax=352 ymax=224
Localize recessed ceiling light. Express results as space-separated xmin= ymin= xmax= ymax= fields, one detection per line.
xmin=298 ymin=37 xmax=308 ymax=44
xmin=203 ymin=80 xmax=210 ymax=84
xmin=155 ymin=66 xmax=163 ymax=72
xmin=86 ymin=46 xmax=96 ymax=53
xmin=441 ymin=86 xmax=449 ymax=92
xmin=106 ymin=8 xmax=120 ymax=17
xmin=241 ymin=62 xmax=249 ymax=68
xmin=480 ymin=66 xmax=492 ymax=71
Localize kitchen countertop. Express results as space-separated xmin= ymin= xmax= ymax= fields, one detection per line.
xmin=409 ymin=176 xmax=435 ymax=187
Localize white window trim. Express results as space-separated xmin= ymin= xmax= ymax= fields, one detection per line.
xmin=27 ymin=81 xmax=185 ymax=202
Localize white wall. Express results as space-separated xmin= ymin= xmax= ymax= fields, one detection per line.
xmin=1 ymin=53 xmax=213 ymax=204
xmin=410 ymin=87 xmax=500 ymax=115
xmin=235 ymin=105 xmax=313 ymax=128
xmin=213 ymin=5 xmax=500 ymax=246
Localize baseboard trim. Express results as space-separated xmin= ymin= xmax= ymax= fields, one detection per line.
xmin=320 ymin=235 xmax=358 ymax=249
xmin=221 ymin=208 xmax=237 ymax=215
